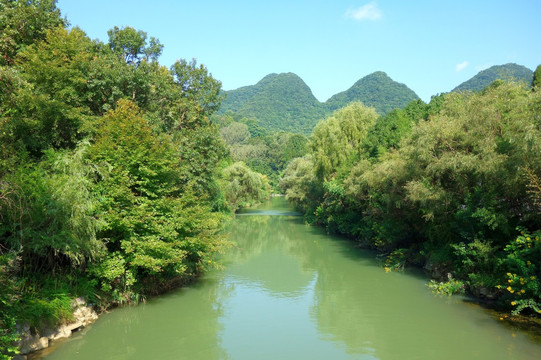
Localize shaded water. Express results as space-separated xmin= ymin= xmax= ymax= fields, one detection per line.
xmin=35 ymin=198 xmax=541 ymax=359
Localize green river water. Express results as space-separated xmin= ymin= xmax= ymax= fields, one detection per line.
xmin=33 ymin=198 xmax=541 ymax=359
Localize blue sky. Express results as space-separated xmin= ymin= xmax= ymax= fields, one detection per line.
xmin=57 ymin=0 xmax=541 ymax=102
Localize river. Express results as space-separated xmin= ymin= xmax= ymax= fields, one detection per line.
xmin=33 ymin=197 xmax=541 ymax=359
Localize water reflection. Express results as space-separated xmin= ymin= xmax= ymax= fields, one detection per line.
xmin=222 ymin=198 xmax=541 ymax=360
xmin=37 ymin=273 xmax=230 ymax=359
xmin=37 ymin=198 xmax=541 ymax=360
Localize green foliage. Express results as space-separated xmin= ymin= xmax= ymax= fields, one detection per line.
xmin=0 ymin=146 xmax=104 ymax=274
xmin=216 ymin=114 xmax=309 ymax=191
xmin=326 ymin=71 xmax=420 ymax=115
xmin=499 ymin=229 xmax=541 ymax=315
xmin=87 ymin=100 xmax=227 ymax=299
xmin=8 ymin=26 xmax=95 ymax=156
xmin=362 ymin=99 xmax=427 ymax=159
xmin=0 ymin=0 xmax=65 ymax=66
xmin=311 ymin=102 xmax=378 ymax=181
xmin=107 ymin=26 xmax=163 ymax=64
xmin=533 ymin=65 xmax=541 ymax=89
xmin=383 ymin=248 xmax=407 ymax=272
xmin=18 ymin=290 xmax=73 ymax=328
xmin=1 ymin=10 xmax=232 ymax=351
xmin=170 ymin=58 xmax=225 ymax=119
xmin=281 ymin=81 xmax=541 ymax=314
xmin=221 ymin=162 xmax=270 ymax=212
xmin=218 ymin=71 xmax=420 ymax=135
xmin=175 ymin=124 xmax=229 ymax=201
xmin=453 ymin=63 xmax=533 ymax=92
xmin=218 ymin=73 xmax=328 ymax=135
xmin=357 ymin=82 xmax=541 ymax=252
xmin=450 ymin=239 xmax=499 ymax=290
xmin=280 ymin=155 xmax=321 ymax=218
xmin=220 ymin=122 xmax=251 ymax=146
xmin=0 ymin=252 xmax=20 ymax=359
xmin=427 ymin=278 xmax=465 ymax=296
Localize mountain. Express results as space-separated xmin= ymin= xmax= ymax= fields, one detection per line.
xmin=325 ymin=71 xmax=420 ymax=114
xmin=218 ymin=71 xmax=420 ymax=135
xmin=453 ymin=63 xmax=533 ymax=92
xmin=218 ymin=73 xmax=327 ymax=134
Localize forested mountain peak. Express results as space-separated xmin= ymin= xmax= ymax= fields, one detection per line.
xmin=325 ymin=71 xmax=420 ymax=114
xmin=218 ymin=72 xmax=327 ymax=134
xmin=452 ymin=63 xmax=533 ymax=92
xmin=219 ymin=71 xmax=420 ymax=135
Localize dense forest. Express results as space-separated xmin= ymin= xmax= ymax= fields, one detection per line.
xmin=0 ymin=1 xmax=270 ymax=358
xmin=325 ymin=71 xmax=419 ymax=114
xmin=452 ymin=63 xmax=533 ymax=92
xmin=1 ymin=1 xmax=541 ymax=358
xmin=217 ymin=73 xmax=327 ymax=135
xmin=281 ymin=78 xmax=541 ymax=317
xmin=217 ymin=71 xmax=420 ymax=135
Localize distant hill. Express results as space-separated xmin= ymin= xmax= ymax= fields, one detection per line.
xmin=453 ymin=63 xmax=533 ymax=92
xmin=325 ymin=71 xmax=420 ymax=114
xmin=218 ymin=73 xmax=327 ymax=134
xmin=219 ymin=71 xmax=420 ymax=135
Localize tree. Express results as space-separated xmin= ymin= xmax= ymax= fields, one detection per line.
xmin=107 ymin=26 xmax=163 ymax=65
xmin=170 ymin=58 xmax=225 ymax=119
xmin=221 ymin=162 xmax=270 ymax=212
xmin=88 ymin=100 xmax=226 ymax=298
xmin=220 ymin=122 xmax=251 ymax=146
xmin=8 ymin=26 xmax=95 ymax=157
xmin=0 ymin=0 xmax=65 ymax=65
xmin=0 ymin=145 xmax=105 ymax=276
xmin=280 ymin=155 xmax=320 ymax=213
xmin=533 ymin=65 xmax=541 ymax=89
xmin=311 ymin=102 xmax=378 ymax=181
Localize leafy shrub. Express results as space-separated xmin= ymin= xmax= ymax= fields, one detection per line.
xmin=383 ymin=248 xmax=407 ymax=272
xmin=427 ymin=278 xmax=465 ymax=296
xmin=499 ymin=228 xmax=541 ymax=315
xmin=0 ymin=252 xmax=20 ymax=360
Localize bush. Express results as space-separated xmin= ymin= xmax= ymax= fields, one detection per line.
xmin=427 ymin=278 xmax=465 ymax=296
xmin=499 ymin=228 xmax=541 ymax=315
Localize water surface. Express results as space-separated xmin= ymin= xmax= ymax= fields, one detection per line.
xmin=35 ymin=198 xmax=541 ymax=359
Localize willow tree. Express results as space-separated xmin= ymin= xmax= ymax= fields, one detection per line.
xmin=221 ymin=162 xmax=270 ymax=212
xmin=311 ymin=102 xmax=378 ymax=181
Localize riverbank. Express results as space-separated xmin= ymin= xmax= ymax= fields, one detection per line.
xmin=22 ymin=199 xmax=541 ymax=360
xmin=13 ymin=298 xmax=98 ymax=359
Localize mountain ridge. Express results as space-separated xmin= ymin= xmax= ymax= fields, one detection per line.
xmin=218 ymin=63 xmax=534 ymax=135
xmin=326 ymin=71 xmax=420 ymax=114
xmin=218 ymin=71 xmax=420 ymax=134
xmin=452 ymin=63 xmax=533 ymax=92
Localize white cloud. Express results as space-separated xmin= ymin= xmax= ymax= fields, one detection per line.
xmin=345 ymin=2 xmax=382 ymax=21
xmin=456 ymin=61 xmax=469 ymax=72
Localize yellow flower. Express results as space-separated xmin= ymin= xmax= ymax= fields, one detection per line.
xmin=511 ymin=301 xmax=516 ymax=306
xmin=508 ymin=279 xmax=513 ymax=283
xmin=526 ymin=237 xmax=531 ymax=241
xmin=520 ymin=289 xmax=525 ymax=294
xmin=531 ymin=276 xmax=536 ymax=280
xmin=507 ymin=286 xmax=512 ymax=292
